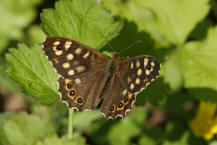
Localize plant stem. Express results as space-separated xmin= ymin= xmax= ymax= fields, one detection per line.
xmin=68 ymin=108 xmax=74 ymax=139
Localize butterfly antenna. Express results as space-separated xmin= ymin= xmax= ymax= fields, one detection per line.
xmin=120 ymin=40 xmax=142 ymax=54
xmin=99 ymin=32 xmax=115 ymax=51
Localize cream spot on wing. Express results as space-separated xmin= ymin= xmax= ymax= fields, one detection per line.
xmin=75 ymin=78 xmax=81 ymax=84
xmin=135 ymin=78 xmax=140 ymax=85
xmin=68 ymin=69 xmax=75 ymax=76
xmin=62 ymin=63 xmax=70 ymax=68
xmin=130 ymin=62 xmax=134 ymax=69
xmin=150 ymin=67 xmax=154 ymax=72
xmin=151 ymin=62 xmax=155 ymax=67
xmin=136 ymin=61 xmax=140 ymax=68
xmin=67 ymin=54 xmax=74 ymax=60
xmin=65 ymin=41 xmax=72 ymax=50
xmin=130 ymin=83 xmax=134 ymax=90
xmin=144 ymin=58 xmax=148 ymax=66
xmin=151 ymin=79 xmax=154 ymax=82
xmin=76 ymin=66 xmax=85 ymax=73
xmin=137 ymin=69 xmax=142 ymax=76
xmin=82 ymin=51 xmax=90 ymax=59
xmin=127 ymin=77 xmax=132 ymax=84
xmin=144 ymin=61 xmax=148 ymax=66
xmin=75 ymin=48 xmax=82 ymax=55
xmin=128 ymin=93 xmax=132 ymax=99
xmin=53 ymin=46 xmax=57 ymax=51
xmin=146 ymin=69 xmax=150 ymax=75
xmin=53 ymin=41 xmax=60 ymax=45
xmin=122 ymin=89 xmax=127 ymax=96
xmin=55 ymin=50 xmax=63 ymax=56
xmin=65 ymin=79 xmax=71 ymax=84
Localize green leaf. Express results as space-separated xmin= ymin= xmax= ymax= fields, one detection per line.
xmin=188 ymin=88 xmax=217 ymax=102
xmin=165 ymin=92 xmax=193 ymax=118
xmin=189 ymin=18 xmax=213 ymax=40
xmin=127 ymin=107 xmax=147 ymax=125
xmin=0 ymin=113 xmax=13 ymax=128
xmin=0 ymin=113 xmax=13 ymax=145
xmin=163 ymin=132 xmax=190 ymax=145
xmin=142 ymin=127 xmax=165 ymax=145
xmin=41 ymin=0 xmax=123 ymax=50
xmin=3 ymin=113 xmax=55 ymax=145
xmin=0 ymin=0 xmax=42 ymax=39
xmin=0 ymin=57 xmax=19 ymax=91
xmin=36 ymin=134 xmax=86 ymax=145
xmin=102 ymin=0 xmax=210 ymax=46
xmin=103 ymin=21 xmax=155 ymax=55
xmin=181 ymin=27 xmax=217 ymax=91
xmin=108 ymin=117 xmax=142 ymax=145
xmin=163 ymin=123 xmax=188 ymax=145
xmin=136 ymin=77 xmax=170 ymax=106
xmin=26 ymin=25 xmax=46 ymax=46
xmin=0 ymin=35 xmax=9 ymax=55
xmin=139 ymin=134 xmax=157 ymax=145
xmin=164 ymin=50 xmax=184 ymax=91
xmin=6 ymin=44 xmax=59 ymax=104
xmin=74 ymin=109 xmax=103 ymax=132
xmin=163 ymin=122 xmax=205 ymax=145
xmin=210 ymin=141 xmax=217 ymax=145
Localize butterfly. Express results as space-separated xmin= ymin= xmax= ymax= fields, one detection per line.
xmin=43 ymin=37 xmax=161 ymax=119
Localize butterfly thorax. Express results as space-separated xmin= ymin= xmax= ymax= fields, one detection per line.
xmin=109 ymin=52 xmax=121 ymax=74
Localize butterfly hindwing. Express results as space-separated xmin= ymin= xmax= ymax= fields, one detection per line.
xmin=101 ymin=55 xmax=160 ymax=119
xmin=101 ymin=73 xmax=136 ymax=119
xmin=43 ymin=37 xmax=110 ymax=111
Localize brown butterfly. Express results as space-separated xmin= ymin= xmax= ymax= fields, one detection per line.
xmin=43 ymin=37 xmax=161 ymax=119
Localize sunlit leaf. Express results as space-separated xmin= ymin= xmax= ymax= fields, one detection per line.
xmin=102 ymin=0 xmax=210 ymax=46
xmin=41 ymin=0 xmax=122 ymax=50
xmin=6 ymin=44 xmax=59 ymax=104
xmin=3 ymin=113 xmax=55 ymax=145
xmin=181 ymin=27 xmax=217 ymax=91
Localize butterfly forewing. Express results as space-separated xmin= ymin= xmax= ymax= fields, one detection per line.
xmin=101 ymin=55 xmax=160 ymax=119
xmin=43 ymin=37 xmax=110 ymax=111
xmin=43 ymin=37 xmax=109 ymax=78
xmin=119 ymin=55 xmax=161 ymax=94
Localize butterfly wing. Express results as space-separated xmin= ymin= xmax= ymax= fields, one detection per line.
xmin=43 ymin=37 xmax=110 ymax=111
xmin=101 ymin=55 xmax=161 ymax=119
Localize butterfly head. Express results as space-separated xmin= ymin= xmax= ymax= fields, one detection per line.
xmin=113 ymin=51 xmax=120 ymax=59
xmin=112 ymin=51 xmax=121 ymax=63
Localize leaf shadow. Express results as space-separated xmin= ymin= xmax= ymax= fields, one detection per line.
xmin=165 ymin=123 xmax=206 ymax=145
xmin=136 ymin=77 xmax=171 ymax=106
xmin=188 ymin=87 xmax=217 ymax=103
xmin=102 ymin=20 xmax=173 ymax=63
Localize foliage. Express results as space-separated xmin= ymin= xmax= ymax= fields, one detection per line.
xmin=40 ymin=0 xmax=122 ymax=49
xmin=0 ymin=0 xmax=217 ymax=144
